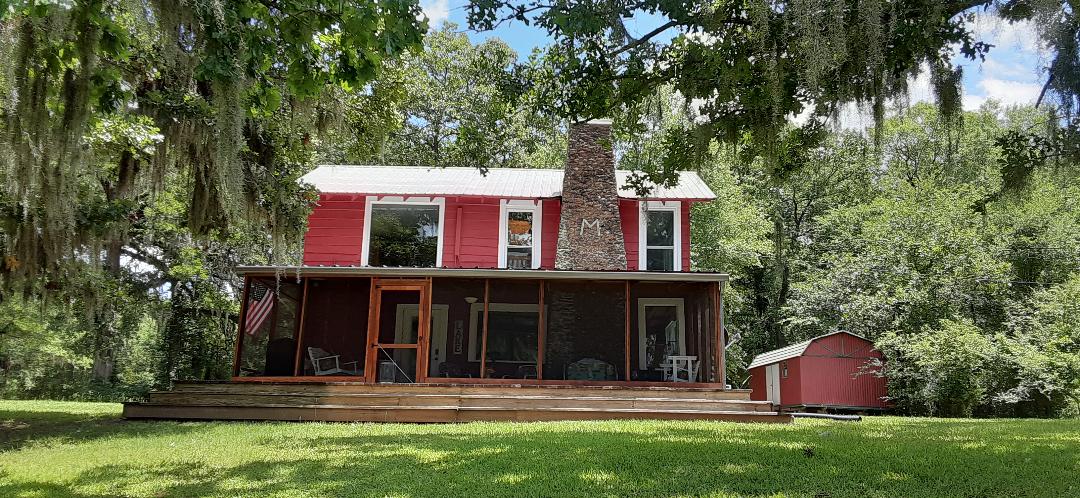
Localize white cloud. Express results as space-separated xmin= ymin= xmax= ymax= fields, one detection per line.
xmin=978 ymin=78 xmax=1043 ymax=106
xmin=971 ymin=14 xmax=1044 ymax=55
xmin=907 ymin=66 xmax=934 ymax=105
xmin=421 ymin=0 xmax=449 ymax=26
xmin=979 ymin=58 xmax=1032 ymax=81
xmin=962 ymin=94 xmax=987 ymax=111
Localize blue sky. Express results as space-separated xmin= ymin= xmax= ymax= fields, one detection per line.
xmin=421 ymin=0 xmax=1047 ymax=113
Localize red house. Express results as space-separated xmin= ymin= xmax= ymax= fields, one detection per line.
xmin=748 ymin=331 xmax=888 ymax=412
xmin=125 ymin=120 xmax=790 ymax=423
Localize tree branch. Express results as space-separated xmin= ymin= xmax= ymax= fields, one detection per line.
xmin=608 ymin=20 xmax=678 ymax=57
xmin=1036 ymin=72 xmax=1055 ymax=108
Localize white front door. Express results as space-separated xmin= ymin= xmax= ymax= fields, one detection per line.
xmin=765 ymin=364 xmax=781 ymax=404
xmin=396 ymin=304 xmax=449 ymax=375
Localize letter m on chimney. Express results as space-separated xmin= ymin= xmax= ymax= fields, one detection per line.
xmin=580 ymin=218 xmax=601 ymax=236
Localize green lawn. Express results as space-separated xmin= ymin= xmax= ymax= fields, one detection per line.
xmin=1 ymin=400 xmax=1078 ymax=497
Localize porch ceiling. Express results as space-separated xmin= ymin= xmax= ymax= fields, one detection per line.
xmin=236 ymin=265 xmax=729 ymax=282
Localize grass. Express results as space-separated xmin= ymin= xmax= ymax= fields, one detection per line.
xmin=0 ymin=400 xmax=1078 ymax=497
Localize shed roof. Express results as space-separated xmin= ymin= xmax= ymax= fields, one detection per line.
xmin=747 ymin=331 xmax=869 ymax=369
xmin=301 ymin=165 xmax=716 ymax=200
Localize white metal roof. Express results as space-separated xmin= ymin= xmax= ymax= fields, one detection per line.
xmin=301 ymin=165 xmax=716 ymax=200
xmin=747 ymin=331 xmax=868 ymax=369
xmin=235 ymin=265 xmax=729 ymax=282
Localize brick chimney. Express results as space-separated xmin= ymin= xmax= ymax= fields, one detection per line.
xmin=555 ymin=119 xmax=628 ymax=270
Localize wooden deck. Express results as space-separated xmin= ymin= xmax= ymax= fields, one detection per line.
xmin=123 ymin=382 xmax=791 ymax=423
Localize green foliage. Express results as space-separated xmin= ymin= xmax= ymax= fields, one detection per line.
xmin=330 ymin=23 xmax=567 ymax=169
xmin=468 ymin=0 xmax=998 ymax=177
xmin=1001 ymin=274 xmax=1080 ymax=417
xmin=878 ymin=320 xmax=996 ymax=417
xmin=2 ymin=402 xmax=1080 ymax=496
xmin=788 ymin=182 xmax=1010 ymax=338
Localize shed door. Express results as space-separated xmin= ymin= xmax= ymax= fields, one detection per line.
xmin=765 ymin=364 xmax=781 ymax=404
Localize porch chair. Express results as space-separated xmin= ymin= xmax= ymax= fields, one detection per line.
xmin=307 ymin=347 xmax=359 ymax=376
xmin=661 ymin=355 xmax=699 ymax=382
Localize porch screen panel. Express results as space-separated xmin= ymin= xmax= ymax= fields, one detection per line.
xmin=629 ymin=282 xmax=716 ymax=383
xmin=542 ymin=281 xmax=626 ymax=381
xmin=299 ymin=278 xmax=370 ymax=376
xmin=483 ymin=280 xmax=541 ymax=379
xmin=237 ymin=278 xmax=302 ymax=377
xmin=428 ymin=278 xmax=486 ymax=378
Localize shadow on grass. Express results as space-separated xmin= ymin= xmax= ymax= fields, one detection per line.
xmin=0 ymin=406 xmax=198 ymax=453
xmin=2 ymin=416 xmax=1078 ymax=497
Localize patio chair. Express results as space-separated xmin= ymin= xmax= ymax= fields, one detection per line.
xmin=307 ymin=347 xmax=359 ymax=376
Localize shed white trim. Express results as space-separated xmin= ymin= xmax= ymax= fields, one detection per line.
xmin=747 ymin=331 xmax=870 ymax=370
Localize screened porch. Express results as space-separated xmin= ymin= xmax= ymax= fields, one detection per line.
xmin=233 ymin=268 xmax=728 ymax=388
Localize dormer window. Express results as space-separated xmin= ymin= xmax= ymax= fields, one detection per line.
xmin=498 ymin=200 xmax=542 ymax=269
xmin=639 ymin=201 xmax=681 ymax=271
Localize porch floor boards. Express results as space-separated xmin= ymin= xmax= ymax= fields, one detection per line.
xmin=124 ymin=382 xmax=790 ymax=423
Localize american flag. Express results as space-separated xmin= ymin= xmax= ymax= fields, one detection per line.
xmin=244 ymin=281 xmax=275 ymax=335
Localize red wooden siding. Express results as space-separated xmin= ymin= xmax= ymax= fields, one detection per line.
xmin=541 ymin=199 xmax=560 ymax=269
xmin=620 ymin=199 xmax=639 ymax=271
xmin=749 ymin=333 xmax=887 ymax=409
xmin=303 ymin=195 xmax=700 ymax=271
xmin=748 ymin=363 xmax=765 ymax=401
xmin=443 ymin=197 xmax=500 ymax=269
xmin=748 ymin=358 xmax=805 ymax=406
xmin=681 ymin=201 xmax=692 ymax=270
xmin=303 ymin=195 xmax=365 ymax=266
xmin=799 ymin=333 xmax=887 ymax=409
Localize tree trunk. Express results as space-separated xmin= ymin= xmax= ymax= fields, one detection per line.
xmin=91 ymin=151 xmax=138 ymax=381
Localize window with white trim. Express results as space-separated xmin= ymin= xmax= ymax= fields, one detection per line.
xmin=639 ymin=201 xmax=681 ymax=271
xmin=363 ymin=197 xmax=444 ymax=267
xmin=498 ymin=200 xmax=542 ymax=269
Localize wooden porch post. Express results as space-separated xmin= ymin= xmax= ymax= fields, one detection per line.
xmin=232 ymin=276 xmax=251 ymax=377
xmin=417 ymin=277 xmax=433 ymax=382
xmin=292 ymin=278 xmax=310 ymax=376
xmin=479 ymin=279 xmax=490 ymax=378
xmin=624 ymin=280 xmax=631 ymax=381
xmin=537 ymin=279 xmax=545 ymax=380
xmin=719 ymin=280 xmax=727 ymax=387
xmin=711 ymin=281 xmax=724 ymax=385
xmin=363 ymin=278 xmax=380 ymax=381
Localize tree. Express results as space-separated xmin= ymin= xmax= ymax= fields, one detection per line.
xmin=0 ymin=0 xmax=426 ymax=380
xmin=330 ymin=23 xmax=567 ymax=170
xmin=468 ymin=0 xmax=1002 ymax=173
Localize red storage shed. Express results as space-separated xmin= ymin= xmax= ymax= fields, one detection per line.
xmin=748 ymin=331 xmax=888 ymax=411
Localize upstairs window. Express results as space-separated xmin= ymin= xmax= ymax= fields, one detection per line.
xmin=639 ymin=201 xmax=681 ymax=271
xmin=499 ymin=200 xmax=542 ymax=269
xmin=364 ymin=197 xmax=444 ymax=267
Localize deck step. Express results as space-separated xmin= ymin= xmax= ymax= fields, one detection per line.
xmin=146 ymin=391 xmax=775 ymax=412
xmin=165 ymin=382 xmax=752 ymax=401
xmin=125 ymin=381 xmax=781 ymax=424
xmin=123 ymin=402 xmax=791 ymax=423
